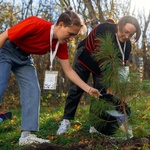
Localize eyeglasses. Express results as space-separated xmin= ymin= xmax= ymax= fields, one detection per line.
xmin=122 ymin=27 xmax=135 ymax=38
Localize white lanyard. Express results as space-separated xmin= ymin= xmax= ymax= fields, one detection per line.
xmin=50 ymin=24 xmax=59 ymax=70
xmin=116 ymin=34 xmax=126 ymax=66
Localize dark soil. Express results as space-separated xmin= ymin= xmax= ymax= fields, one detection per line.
xmin=22 ymin=137 xmax=150 ymax=150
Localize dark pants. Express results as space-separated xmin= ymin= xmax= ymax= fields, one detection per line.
xmin=63 ymin=49 xmax=106 ymax=120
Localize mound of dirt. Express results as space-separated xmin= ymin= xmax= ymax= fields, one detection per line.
xmin=22 ymin=137 xmax=150 ymax=150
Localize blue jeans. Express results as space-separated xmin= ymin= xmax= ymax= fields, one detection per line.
xmin=0 ymin=40 xmax=41 ymax=131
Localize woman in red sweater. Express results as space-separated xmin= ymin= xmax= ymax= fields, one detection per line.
xmin=0 ymin=10 xmax=101 ymax=145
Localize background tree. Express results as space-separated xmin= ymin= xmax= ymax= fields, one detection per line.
xmin=0 ymin=0 xmax=150 ymax=110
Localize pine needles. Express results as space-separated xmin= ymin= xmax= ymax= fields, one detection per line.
xmin=93 ymin=32 xmax=122 ymax=93
xmin=90 ymin=31 xmax=140 ymax=138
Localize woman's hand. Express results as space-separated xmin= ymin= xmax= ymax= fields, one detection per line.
xmin=59 ymin=59 xmax=102 ymax=99
xmin=87 ymin=87 xmax=102 ymax=99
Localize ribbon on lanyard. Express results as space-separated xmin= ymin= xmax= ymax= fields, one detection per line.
xmin=50 ymin=24 xmax=59 ymax=70
xmin=116 ymin=34 xmax=126 ymax=66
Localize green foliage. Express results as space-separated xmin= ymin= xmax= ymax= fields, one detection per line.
xmin=93 ymin=32 xmax=122 ymax=90
xmin=89 ymin=96 xmax=116 ymax=131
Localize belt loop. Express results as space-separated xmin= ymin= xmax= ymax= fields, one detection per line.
xmin=9 ymin=40 xmax=29 ymax=56
xmin=9 ymin=40 xmax=18 ymax=49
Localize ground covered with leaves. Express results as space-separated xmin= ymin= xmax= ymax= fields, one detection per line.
xmin=22 ymin=136 xmax=150 ymax=150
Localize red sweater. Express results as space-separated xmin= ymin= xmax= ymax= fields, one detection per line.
xmin=8 ymin=16 xmax=68 ymax=59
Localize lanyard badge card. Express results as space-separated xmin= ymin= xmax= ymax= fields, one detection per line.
xmin=116 ymin=34 xmax=130 ymax=83
xmin=44 ymin=70 xmax=58 ymax=90
xmin=44 ymin=24 xmax=59 ymax=90
xmin=118 ymin=66 xmax=130 ymax=83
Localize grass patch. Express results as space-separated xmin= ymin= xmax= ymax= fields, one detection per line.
xmin=1 ymin=90 xmax=150 ymax=149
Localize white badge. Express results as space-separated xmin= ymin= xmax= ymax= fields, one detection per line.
xmin=118 ymin=66 xmax=130 ymax=83
xmin=43 ymin=70 xmax=58 ymax=90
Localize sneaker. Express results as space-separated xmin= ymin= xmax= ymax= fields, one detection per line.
xmin=19 ymin=134 xmax=50 ymax=146
xmin=57 ymin=119 xmax=70 ymax=135
xmin=119 ymin=124 xmax=133 ymax=139
xmin=89 ymin=126 xmax=108 ymax=138
xmin=89 ymin=126 xmax=99 ymax=133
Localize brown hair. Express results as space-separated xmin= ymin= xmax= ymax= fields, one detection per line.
xmin=118 ymin=16 xmax=141 ymax=42
xmin=105 ymin=18 xmax=115 ymax=24
xmin=56 ymin=8 xmax=87 ymax=34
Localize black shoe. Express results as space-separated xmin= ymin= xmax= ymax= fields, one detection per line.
xmin=0 ymin=112 xmax=12 ymax=121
